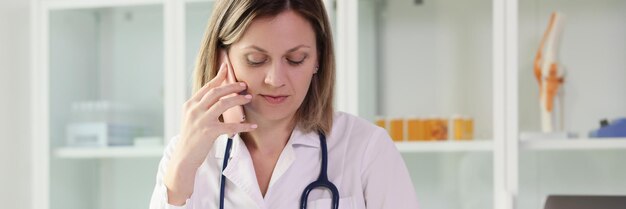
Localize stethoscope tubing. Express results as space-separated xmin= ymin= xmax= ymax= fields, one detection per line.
xmin=299 ymin=133 xmax=339 ymax=209
xmin=219 ymin=138 xmax=234 ymax=209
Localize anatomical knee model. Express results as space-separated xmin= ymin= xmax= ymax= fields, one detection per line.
xmin=534 ymin=12 xmax=566 ymax=132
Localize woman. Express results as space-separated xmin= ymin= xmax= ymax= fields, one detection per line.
xmin=150 ymin=0 xmax=419 ymax=208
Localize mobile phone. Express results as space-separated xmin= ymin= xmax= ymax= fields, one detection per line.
xmin=220 ymin=50 xmax=246 ymax=124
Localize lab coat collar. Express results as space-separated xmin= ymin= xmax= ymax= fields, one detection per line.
xmin=213 ymin=126 xmax=320 ymax=159
xmin=289 ymin=126 xmax=321 ymax=148
xmin=265 ymin=126 xmax=319 ymax=189
xmin=211 ymin=127 xmax=320 ymax=205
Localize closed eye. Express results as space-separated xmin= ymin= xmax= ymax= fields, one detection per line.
xmin=247 ymin=59 xmax=267 ymax=66
xmin=287 ymin=55 xmax=307 ymax=66
xmin=245 ymin=53 xmax=268 ymax=66
xmin=287 ymin=59 xmax=304 ymax=65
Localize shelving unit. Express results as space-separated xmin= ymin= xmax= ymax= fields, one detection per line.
xmin=520 ymin=138 xmax=626 ymax=151
xmin=347 ymin=1 xmax=497 ymax=209
xmin=515 ymin=0 xmax=626 ymax=209
xmin=395 ymin=140 xmax=493 ymax=153
xmin=342 ymin=0 xmax=626 ymax=209
xmin=31 ymin=1 xmax=169 ymax=209
xmin=55 ymin=146 xmax=164 ymax=158
xmin=30 ymin=0 xmax=626 ymax=209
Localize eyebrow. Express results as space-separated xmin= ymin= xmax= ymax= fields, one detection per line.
xmin=244 ymin=44 xmax=311 ymax=53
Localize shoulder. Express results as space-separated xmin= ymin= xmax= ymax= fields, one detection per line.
xmin=327 ymin=112 xmax=401 ymax=176
xmin=328 ymin=111 xmax=395 ymax=155
xmin=330 ymin=111 xmax=386 ymax=138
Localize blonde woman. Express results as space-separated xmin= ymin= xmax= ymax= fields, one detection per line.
xmin=150 ymin=0 xmax=418 ymax=208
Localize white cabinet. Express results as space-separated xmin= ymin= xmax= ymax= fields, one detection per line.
xmin=32 ymin=1 xmax=170 ymax=209
xmin=341 ymin=0 xmax=495 ymax=208
xmin=31 ymin=0 xmax=626 ymax=209
xmin=337 ymin=0 xmax=626 ymax=209
xmin=516 ymin=1 xmax=626 ymax=209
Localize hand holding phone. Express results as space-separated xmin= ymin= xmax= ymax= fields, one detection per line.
xmin=220 ymin=50 xmax=246 ymax=124
xmin=165 ymin=50 xmax=256 ymax=205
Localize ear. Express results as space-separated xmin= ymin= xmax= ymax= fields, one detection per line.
xmin=220 ymin=48 xmax=235 ymax=67
xmin=218 ymin=48 xmax=227 ymax=65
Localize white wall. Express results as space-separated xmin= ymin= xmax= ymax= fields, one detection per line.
xmin=0 ymin=0 xmax=31 ymax=208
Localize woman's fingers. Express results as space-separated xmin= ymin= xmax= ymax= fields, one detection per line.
xmin=197 ymin=82 xmax=248 ymax=110
xmin=205 ymin=94 xmax=252 ymax=119
xmin=192 ymin=63 xmax=228 ymax=102
xmin=220 ymin=123 xmax=258 ymax=136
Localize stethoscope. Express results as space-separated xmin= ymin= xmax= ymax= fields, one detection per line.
xmin=218 ymin=132 xmax=339 ymax=209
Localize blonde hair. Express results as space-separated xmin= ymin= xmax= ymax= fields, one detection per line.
xmin=192 ymin=0 xmax=335 ymax=135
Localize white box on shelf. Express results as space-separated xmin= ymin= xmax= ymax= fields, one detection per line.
xmin=66 ymin=122 xmax=140 ymax=147
xmin=133 ymin=136 xmax=162 ymax=147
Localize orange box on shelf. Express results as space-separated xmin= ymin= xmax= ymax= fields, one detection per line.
xmin=424 ymin=118 xmax=434 ymax=141
xmin=453 ymin=117 xmax=465 ymax=140
xmin=388 ymin=118 xmax=404 ymax=142
xmin=430 ymin=118 xmax=448 ymax=141
xmin=382 ymin=115 xmax=472 ymax=142
xmin=453 ymin=116 xmax=474 ymax=140
xmin=407 ymin=118 xmax=427 ymax=141
xmin=465 ymin=118 xmax=474 ymax=140
xmin=375 ymin=117 xmax=387 ymax=130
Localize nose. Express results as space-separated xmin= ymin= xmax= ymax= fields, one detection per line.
xmin=264 ymin=62 xmax=287 ymax=88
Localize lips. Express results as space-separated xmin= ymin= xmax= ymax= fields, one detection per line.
xmin=261 ymin=94 xmax=288 ymax=104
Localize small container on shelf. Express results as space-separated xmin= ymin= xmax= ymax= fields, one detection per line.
xmin=466 ymin=117 xmax=474 ymax=140
xmin=388 ymin=118 xmax=405 ymax=142
xmin=380 ymin=114 xmax=475 ymax=142
xmin=407 ymin=117 xmax=427 ymax=141
xmin=423 ymin=117 xmax=434 ymax=141
xmin=589 ymin=118 xmax=626 ymax=138
xmin=429 ymin=117 xmax=448 ymax=141
xmin=452 ymin=116 xmax=474 ymax=140
xmin=66 ymin=122 xmax=140 ymax=147
xmin=375 ymin=116 xmax=387 ymax=130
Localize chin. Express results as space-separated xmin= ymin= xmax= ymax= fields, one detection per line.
xmin=262 ymin=108 xmax=296 ymax=121
xmin=245 ymin=105 xmax=297 ymax=122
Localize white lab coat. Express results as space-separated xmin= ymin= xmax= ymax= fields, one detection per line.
xmin=150 ymin=112 xmax=419 ymax=209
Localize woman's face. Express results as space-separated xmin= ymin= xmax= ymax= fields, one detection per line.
xmin=227 ymin=10 xmax=318 ymax=122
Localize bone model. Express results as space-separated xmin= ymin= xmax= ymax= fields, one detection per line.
xmin=534 ymin=12 xmax=566 ymax=132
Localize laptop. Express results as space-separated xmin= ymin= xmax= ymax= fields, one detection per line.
xmin=544 ymin=195 xmax=626 ymax=209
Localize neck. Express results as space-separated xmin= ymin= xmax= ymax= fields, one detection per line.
xmin=241 ymin=112 xmax=296 ymax=155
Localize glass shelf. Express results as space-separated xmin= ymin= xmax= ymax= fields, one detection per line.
xmin=521 ymin=138 xmax=626 ymax=151
xmin=55 ymin=146 xmax=165 ymax=158
xmin=48 ymin=4 xmax=164 ymax=209
xmin=395 ymin=140 xmax=493 ymax=153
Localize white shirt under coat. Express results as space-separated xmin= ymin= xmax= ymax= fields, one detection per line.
xmin=150 ymin=112 xmax=419 ymax=209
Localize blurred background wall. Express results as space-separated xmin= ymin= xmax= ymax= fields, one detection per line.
xmin=0 ymin=0 xmax=32 ymax=208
